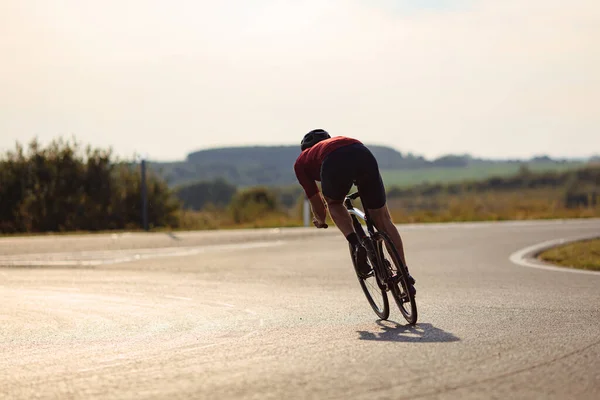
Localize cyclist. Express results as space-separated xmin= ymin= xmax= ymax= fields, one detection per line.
xmin=293 ymin=129 xmax=416 ymax=291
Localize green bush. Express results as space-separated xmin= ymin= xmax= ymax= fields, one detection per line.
xmin=0 ymin=137 xmax=180 ymax=233
xmin=229 ymin=187 xmax=280 ymax=223
xmin=175 ymin=178 xmax=237 ymax=211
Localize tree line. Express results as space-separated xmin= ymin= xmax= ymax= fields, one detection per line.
xmin=179 ymin=164 xmax=600 ymax=210
xmin=0 ymin=138 xmax=290 ymax=233
xmin=0 ymin=138 xmax=181 ymax=233
xmin=157 ymin=144 xmax=557 ymax=187
xmin=1 ymin=138 xmax=597 ymax=234
xmin=387 ymin=165 xmax=599 ymax=208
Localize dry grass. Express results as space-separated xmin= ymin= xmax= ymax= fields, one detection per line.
xmin=175 ymin=209 xmax=303 ymax=231
xmin=387 ymin=190 xmax=600 ymax=224
xmin=5 ymin=190 xmax=595 ymax=236
xmin=174 ymin=190 xmax=600 ymax=231
xmin=538 ymin=239 xmax=600 ymax=271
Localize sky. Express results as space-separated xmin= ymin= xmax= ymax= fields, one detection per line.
xmin=1 ymin=0 xmax=598 ymax=161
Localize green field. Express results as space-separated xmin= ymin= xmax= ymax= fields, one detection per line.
xmin=380 ymin=162 xmax=582 ymax=187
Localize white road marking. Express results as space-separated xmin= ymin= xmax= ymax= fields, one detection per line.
xmin=164 ymin=295 xmax=192 ymax=301
xmin=99 ymin=354 xmax=129 ymax=363
xmin=178 ymin=343 xmax=220 ymax=354
xmin=0 ymin=218 xmax=596 ymax=244
xmin=397 ymin=218 xmax=600 ymax=231
xmin=240 ymin=330 xmax=258 ymax=340
xmin=37 ymin=286 xmax=81 ymax=292
xmin=213 ymin=302 xmax=235 ymax=308
xmin=77 ymin=363 xmax=125 ymax=373
xmin=509 ymin=235 xmax=600 ymax=276
xmin=98 ymin=290 xmax=146 ymax=297
xmin=0 ymin=240 xmax=285 ymax=267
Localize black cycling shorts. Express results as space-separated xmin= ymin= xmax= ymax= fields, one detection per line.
xmin=320 ymin=143 xmax=386 ymax=209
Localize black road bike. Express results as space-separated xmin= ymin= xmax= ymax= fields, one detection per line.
xmin=345 ymin=191 xmax=418 ymax=324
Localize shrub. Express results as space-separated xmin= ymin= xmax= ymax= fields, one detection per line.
xmin=229 ymin=187 xmax=280 ymax=223
xmin=0 ymin=137 xmax=180 ymax=233
xmin=175 ymin=178 xmax=237 ymax=211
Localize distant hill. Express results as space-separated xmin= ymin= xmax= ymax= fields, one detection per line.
xmin=152 ymin=144 xmax=425 ymax=187
xmin=150 ymin=144 xmax=589 ymax=188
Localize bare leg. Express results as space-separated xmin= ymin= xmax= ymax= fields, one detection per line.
xmin=368 ymin=204 xmax=407 ymax=266
xmin=325 ymin=198 xmax=355 ymax=237
xmin=327 ymin=197 xmax=373 ymax=277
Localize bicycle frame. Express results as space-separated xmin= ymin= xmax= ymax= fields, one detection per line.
xmin=344 ymin=191 xmax=418 ymax=324
xmin=344 ymin=192 xmax=375 ymax=238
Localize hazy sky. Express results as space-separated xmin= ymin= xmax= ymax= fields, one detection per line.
xmin=1 ymin=0 xmax=598 ymax=161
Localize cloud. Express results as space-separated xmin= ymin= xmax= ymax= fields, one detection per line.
xmin=0 ymin=0 xmax=598 ymax=159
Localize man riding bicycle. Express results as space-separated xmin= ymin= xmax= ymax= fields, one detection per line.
xmin=293 ymin=129 xmax=416 ymax=292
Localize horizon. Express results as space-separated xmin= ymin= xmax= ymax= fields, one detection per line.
xmin=166 ymin=141 xmax=597 ymax=163
xmin=2 ymin=135 xmax=599 ymax=164
xmin=2 ymin=0 xmax=598 ymax=161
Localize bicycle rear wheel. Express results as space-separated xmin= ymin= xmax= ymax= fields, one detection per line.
xmin=349 ymin=243 xmax=389 ymax=320
xmin=376 ymin=232 xmax=417 ymax=325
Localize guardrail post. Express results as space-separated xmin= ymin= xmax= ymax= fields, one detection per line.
xmin=141 ymin=159 xmax=149 ymax=231
xmin=303 ymin=199 xmax=310 ymax=227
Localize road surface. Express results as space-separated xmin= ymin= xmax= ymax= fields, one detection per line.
xmin=1 ymin=219 xmax=599 ymax=399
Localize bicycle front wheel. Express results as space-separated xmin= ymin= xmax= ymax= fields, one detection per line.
xmin=349 ymin=243 xmax=389 ymax=320
xmin=376 ymin=232 xmax=417 ymax=325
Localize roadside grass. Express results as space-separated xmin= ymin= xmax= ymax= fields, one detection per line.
xmin=175 ymin=196 xmax=599 ymax=231
xmin=2 ymin=191 xmax=598 ymax=237
xmin=538 ymin=239 xmax=600 ymax=271
xmin=387 ymin=190 xmax=600 ymax=223
xmin=2 ymin=206 xmax=597 ymax=238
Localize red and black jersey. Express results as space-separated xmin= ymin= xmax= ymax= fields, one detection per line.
xmin=293 ymin=136 xmax=362 ymax=198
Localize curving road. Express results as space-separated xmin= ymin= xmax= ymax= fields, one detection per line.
xmin=1 ymin=219 xmax=599 ymax=399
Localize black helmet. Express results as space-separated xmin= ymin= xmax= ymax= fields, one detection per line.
xmin=301 ymin=129 xmax=331 ymax=151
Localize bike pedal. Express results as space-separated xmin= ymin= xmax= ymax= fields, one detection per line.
xmin=358 ymin=269 xmax=374 ymax=279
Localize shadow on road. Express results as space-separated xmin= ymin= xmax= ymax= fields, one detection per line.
xmin=357 ymin=321 xmax=459 ymax=343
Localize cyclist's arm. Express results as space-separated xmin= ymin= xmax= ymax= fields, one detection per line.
xmin=308 ymin=192 xmax=327 ymax=223
xmin=294 ymin=161 xmax=326 ymax=223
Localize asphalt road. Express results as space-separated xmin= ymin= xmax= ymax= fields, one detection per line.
xmin=1 ymin=219 xmax=599 ymax=400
